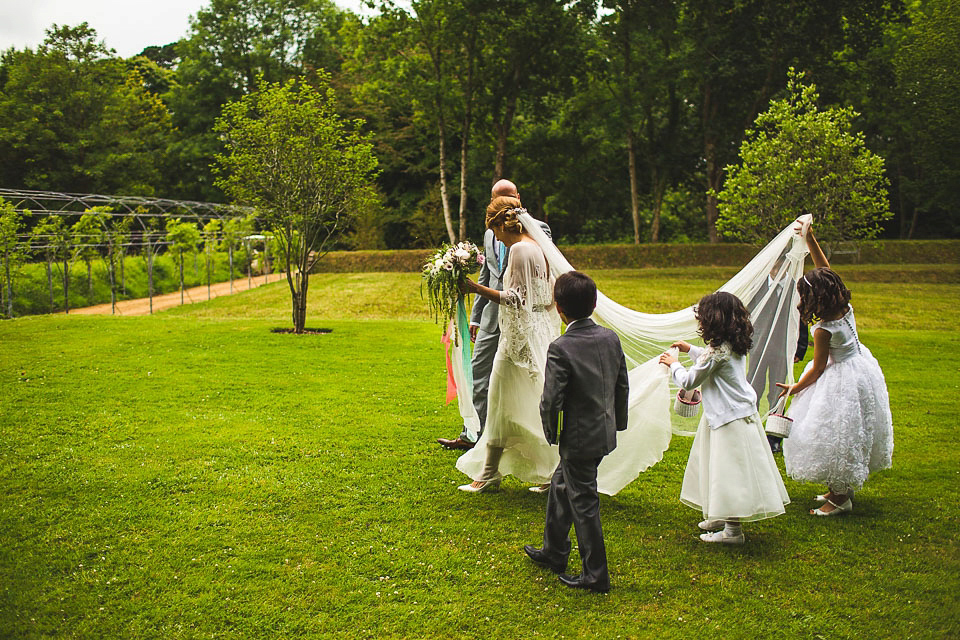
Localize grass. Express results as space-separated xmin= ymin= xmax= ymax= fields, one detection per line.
xmin=1 ymin=265 xmax=958 ymax=638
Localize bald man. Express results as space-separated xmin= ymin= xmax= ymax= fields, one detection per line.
xmin=438 ymin=179 xmax=551 ymax=450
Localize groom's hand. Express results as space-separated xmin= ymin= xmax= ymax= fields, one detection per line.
xmin=470 ymin=325 xmax=479 ymax=342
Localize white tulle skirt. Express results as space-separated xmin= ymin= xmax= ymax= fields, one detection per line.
xmin=456 ymin=354 xmax=559 ymax=484
xmin=783 ymin=345 xmax=893 ymax=492
xmin=680 ymin=413 xmax=790 ymax=522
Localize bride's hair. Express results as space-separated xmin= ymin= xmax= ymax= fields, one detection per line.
xmin=797 ymin=267 xmax=851 ymax=325
xmin=694 ymin=291 xmax=753 ymax=356
xmin=486 ymin=196 xmax=525 ymax=233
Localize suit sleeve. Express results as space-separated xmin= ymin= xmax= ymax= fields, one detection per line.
xmin=614 ymin=343 xmax=629 ymax=431
xmin=795 ymin=324 xmax=809 ymax=360
xmin=540 ymin=342 xmax=569 ymax=445
xmin=470 ymin=236 xmax=491 ymax=326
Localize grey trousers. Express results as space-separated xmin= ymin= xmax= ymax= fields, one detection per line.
xmin=460 ymin=328 xmax=499 ymax=442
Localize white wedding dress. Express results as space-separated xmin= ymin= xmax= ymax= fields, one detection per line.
xmin=456 ymin=241 xmax=562 ymax=484
xmin=783 ymin=306 xmax=893 ymax=492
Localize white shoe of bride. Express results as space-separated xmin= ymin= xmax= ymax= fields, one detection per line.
xmin=458 ymin=478 xmax=501 ymax=493
xmin=528 ymin=484 xmax=550 ymax=494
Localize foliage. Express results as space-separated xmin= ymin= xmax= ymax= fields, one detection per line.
xmin=165 ymin=218 xmax=202 ymax=299
xmin=214 ymin=75 xmax=379 ymax=332
xmin=0 ymin=24 xmax=173 ymax=195
xmin=717 ymin=70 xmax=891 ymax=247
xmin=0 ymin=199 xmax=25 ymax=317
xmin=894 ymin=0 xmax=960 ymax=234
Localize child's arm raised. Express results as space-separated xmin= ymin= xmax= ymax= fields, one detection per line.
xmin=797 ymin=218 xmax=830 ymax=270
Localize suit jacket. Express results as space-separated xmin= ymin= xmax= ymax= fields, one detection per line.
xmin=540 ymin=319 xmax=629 ymax=460
xmin=748 ymin=277 xmax=808 ymax=363
xmin=470 ymin=220 xmax=552 ymax=334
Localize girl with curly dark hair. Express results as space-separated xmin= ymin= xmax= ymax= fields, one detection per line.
xmin=775 ymin=219 xmax=893 ymax=517
xmin=659 ymin=291 xmax=789 ymax=544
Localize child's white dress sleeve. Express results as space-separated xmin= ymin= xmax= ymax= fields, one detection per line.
xmin=670 ymin=345 xmax=722 ymax=390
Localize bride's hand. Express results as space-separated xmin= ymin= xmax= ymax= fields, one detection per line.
xmin=459 ymin=278 xmax=476 ymax=295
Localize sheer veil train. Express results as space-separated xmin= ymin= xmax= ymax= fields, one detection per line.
xmin=518 ymin=213 xmax=811 ymax=495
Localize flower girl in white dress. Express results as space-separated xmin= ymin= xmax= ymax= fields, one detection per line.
xmin=660 ymin=292 xmax=790 ymax=544
xmin=776 ymin=220 xmax=893 ymax=516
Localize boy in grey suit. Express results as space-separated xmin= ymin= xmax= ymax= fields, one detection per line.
xmin=525 ymin=271 xmax=629 ymax=593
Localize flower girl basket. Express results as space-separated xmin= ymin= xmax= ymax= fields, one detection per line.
xmin=673 ymin=388 xmax=702 ymax=418
xmin=764 ymin=395 xmax=793 ymax=438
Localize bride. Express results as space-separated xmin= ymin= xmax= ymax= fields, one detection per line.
xmin=455 ymin=196 xmax=561 ymax=491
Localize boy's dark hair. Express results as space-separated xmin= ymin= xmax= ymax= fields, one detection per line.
xmin=694 ymin=291 xmax=754 ymax=356
xmin=797 ymin=267 xmax=851 ymax=325
xmin=554 ymin=271 xmax=597 ymax=320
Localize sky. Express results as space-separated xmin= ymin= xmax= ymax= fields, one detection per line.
xmin=0 ymin=0 xmax=375 ymax=58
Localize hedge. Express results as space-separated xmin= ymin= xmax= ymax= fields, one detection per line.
xmin=312 ymin=240 xmax=960 ymax=273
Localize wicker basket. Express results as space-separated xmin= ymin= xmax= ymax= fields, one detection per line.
xmin=674 ymin=388 xmax=702 ymax=418
xmin=764 ymin=396 xmax=793 ymax=438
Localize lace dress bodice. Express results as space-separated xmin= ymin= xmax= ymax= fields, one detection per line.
xmin=812 ymin=306 xmax=861 ymax=364
xmin=497 ymin=241 xmax=559 ymax=374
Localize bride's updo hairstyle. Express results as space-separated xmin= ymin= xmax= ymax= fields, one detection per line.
xmin=797 ymin=267 xmax=851 ymax=325
xmin=485 ymin=196 xmax=525 ymax=233
xmin=694 ymin=291 xmax=753 ymax=356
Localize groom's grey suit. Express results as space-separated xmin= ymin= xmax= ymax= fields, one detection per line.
xmin=463 ymin=221 xmax=551 ymax=440
xmin=538 ymin=318 xmax=629 ymax=591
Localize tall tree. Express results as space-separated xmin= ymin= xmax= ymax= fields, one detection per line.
xmin=214 ymin=77 xmax=378 ymax=333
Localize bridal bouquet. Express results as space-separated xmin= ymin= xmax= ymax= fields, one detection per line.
xmin=422 ymin=241 xmax=483 ymax=326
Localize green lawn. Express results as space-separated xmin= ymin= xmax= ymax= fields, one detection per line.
xmin=1 ymin=267 xmax=958 ymax=638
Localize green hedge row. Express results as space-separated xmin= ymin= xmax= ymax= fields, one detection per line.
xmin=312 ymin=239 xmax=960 ymax=273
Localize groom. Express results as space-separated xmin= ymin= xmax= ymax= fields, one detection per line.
xmin=437 ymin=179 xmax=550 ymax=450
xmin=525 ymin=271 xmax=629 ymax=593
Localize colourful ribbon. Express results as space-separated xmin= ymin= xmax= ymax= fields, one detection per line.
xmin=441 ymin=296 xmax=474 ymax=405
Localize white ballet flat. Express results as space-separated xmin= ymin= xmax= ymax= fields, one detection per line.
xmin=810 ymin=498 xmax=852 ymax=516
xmin=698 ymin=519 xmax=725 ymax=531
xmin=528 ymin=484 xmax=550 ymax=494
xmin=458 ymin=478 xmax=501 ymax=493
xmin=699 ymin=530 xmax=745 ymax=544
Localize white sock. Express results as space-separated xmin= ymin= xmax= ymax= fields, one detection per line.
xmin=724 ymin=520 xmax=742 ymax=537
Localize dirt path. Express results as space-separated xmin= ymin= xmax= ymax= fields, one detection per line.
xmin=71 ymin=273 xmax=286 ymax=316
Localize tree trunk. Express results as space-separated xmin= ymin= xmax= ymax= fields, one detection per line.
xmin=46 ymin=257 xmax=54 ymax=310
xmin=120 ymin=251 xmax=126 ymax=294
xmin=86 ymin=260 xmax=93 ymax=295
xmin=493 ymin=92 xmax=518 ymax=182
xmin=437 ymin=116 xmax=456 ymax=244
xmin=4 ymin=251 xmax=11 ymax=318
xmin=62 ymin=257 xmax=70 ymax=314
xmin=147 ymin=241 xmax=154 ymax=315
xmin=458 ymin=82 xmax=473 ymax=242
xmin=179 ymin=253 xmax=185 ymax=305
xmin=627 ymin=128 xmax=641 ymax=245
xmin=108 ymin=249 xmax=116 ymax=315
xmin=228 ymin=246 xmax=234 ymax=294
xmin=206 ymin=252 xmax=211 ymax=300
xmin=704 ymin=137 xmax=721 ymax=243
xmin=651 ymin=171 xmax=668 ymax=243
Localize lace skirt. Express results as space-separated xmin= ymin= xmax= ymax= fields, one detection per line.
xmin=680 ymin=413 xmax=790 ymax=522
xmin=783 ymin=345 xmax=893 ymax=491
xmin=455 ymin=351 xmax=559 ymax=484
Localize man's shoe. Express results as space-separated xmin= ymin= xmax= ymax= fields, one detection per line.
xmin=523 ymin=545 xmax=566 ymax=574
xmin=558 ymin=573 xmax=610 ymax=593
xmin=437 ymin=436 xmax=475 ymax=450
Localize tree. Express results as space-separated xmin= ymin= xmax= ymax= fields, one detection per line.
xmin=214 ymin=77 xmax=378 ymax=333
xmin=165 ymin=219 xmax=201 ymax=305
xmin=71 ymin=209 xmax=108 ymax=296
xmin=105 ymin=215 xmax=133 ymax=313
xmin=30 ymin=216 xmax=61 ymax=310
xmin=221 ymin=215 xmax=255 ymax=292
xmin=202 ymin=219 xmax=222 ymax=300
xmin=717 ymin=70 xmax=891 ymax=248
xmin=0 ymin=200 xmax=25 ymax=318
xmin=894 ymin=0 xmax=960 ymax=236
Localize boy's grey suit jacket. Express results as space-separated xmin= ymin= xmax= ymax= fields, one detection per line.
xmin=540 ymin=319 xmax=629 ymax=460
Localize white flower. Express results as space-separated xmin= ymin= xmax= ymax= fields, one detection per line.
xmin=454 ymin=248 xmax=470 ymax=262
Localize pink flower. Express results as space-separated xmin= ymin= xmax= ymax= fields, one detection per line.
xmin=477 ymin=255 xmax=485 ymax=264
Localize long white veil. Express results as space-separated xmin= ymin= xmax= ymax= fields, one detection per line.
xmin=519 ymin=213 xmax=811 ymax=495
